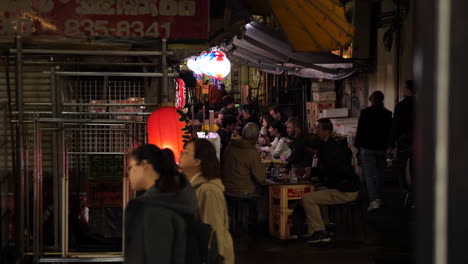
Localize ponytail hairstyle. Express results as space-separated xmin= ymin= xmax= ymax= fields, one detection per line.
xmin=131 ymin=144 xmax=183 ymax=193
xmin=185 ymin=139 xmax=220 ymax=181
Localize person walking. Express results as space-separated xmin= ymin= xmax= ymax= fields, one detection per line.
xmin=390 ymin=80 xmax=416 ymax=207
xmin=179 ymin=139 xmax=235 ymax=264
xmin=354 ymin=91 xmax=393 ymax=211
xmin=125 ymin=144 xmax=196 ymax=264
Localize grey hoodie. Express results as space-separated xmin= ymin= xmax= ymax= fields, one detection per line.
xmin=125 ymin=174 xmax=196 ymax=264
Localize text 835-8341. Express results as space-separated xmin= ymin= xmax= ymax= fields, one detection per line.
xmin=64 ymin=19 xmax=171 ymax=38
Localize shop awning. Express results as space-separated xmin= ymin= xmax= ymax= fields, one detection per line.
xmin=268 ymin=0 xmax=354 ymax=52
xmin=222 ymin=22 xmax=356 ymax=80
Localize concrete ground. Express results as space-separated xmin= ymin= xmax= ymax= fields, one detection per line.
xmin=234 ymin=182 xmax=413 ymax=264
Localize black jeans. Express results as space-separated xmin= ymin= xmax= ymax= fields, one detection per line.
xmin=397 ymin=149 xmax=414 ymax=194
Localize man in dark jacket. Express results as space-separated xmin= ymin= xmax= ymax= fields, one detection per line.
xmin=125 ymin=173 xmax=196 ymax=264
xmin=390 ymin=80 xmax=416 ymax=205
xmin=217 ymin=114 xmax=237 ymax=160
xmin=302 ymin=119 xmax=360 ymax=243
xmin=286 ymin=118 xmax=313 ymax=169
xmin=222 ymin=123 xmax=266 ymax=196
xmin=239 ymin=105 xmax=258 ymax=135
xmin=354 ymin=91 xmax=392 ymax=211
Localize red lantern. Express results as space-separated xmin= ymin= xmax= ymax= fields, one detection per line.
xmin=175 ymin=78 xmax=186 ymax=109
xmin=147 ymin=107 xmax=189 ymax=162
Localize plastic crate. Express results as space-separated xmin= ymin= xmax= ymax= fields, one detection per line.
xmin=86 ymin=180 xmax=123 ymax=208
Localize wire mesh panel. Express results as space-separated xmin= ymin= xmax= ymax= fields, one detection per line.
xmin=61 ymin=76 xmax=149 ymax=252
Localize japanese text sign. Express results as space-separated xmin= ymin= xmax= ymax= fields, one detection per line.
xmin=0 ymin=0 xmax=209 ymax=39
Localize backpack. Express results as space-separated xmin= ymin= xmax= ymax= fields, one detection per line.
xmin=185 ymin=218 xmax=223 ymax=264
xmin=184 ymin=182 xmax=224 ymax=264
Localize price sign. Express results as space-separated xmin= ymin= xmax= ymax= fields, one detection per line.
xmin=0 ymin=0 xmax=209 ymax=39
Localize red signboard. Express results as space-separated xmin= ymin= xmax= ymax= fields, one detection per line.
xmin=287 ymin=187 xmax=312 ymax=199
xmin=0 ymin=0 xmax=209 ymax=39
xmin=86 ymin=180 xmax=122 ymax=207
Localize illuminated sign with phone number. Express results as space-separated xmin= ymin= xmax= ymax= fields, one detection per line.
xmin=64 ymin=19 xmax=171 ymax=38
xmin=0 ymin=0 xmax=208 ymax=39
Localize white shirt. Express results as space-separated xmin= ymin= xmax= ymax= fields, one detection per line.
xmin=269 ymin=137 xmax=291 ymax=157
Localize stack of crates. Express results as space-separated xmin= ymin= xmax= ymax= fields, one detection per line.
xmin=269 ymin=184 xmax=314 ymax=239
xmin=306 ymin=81 xmax=337 ymax=133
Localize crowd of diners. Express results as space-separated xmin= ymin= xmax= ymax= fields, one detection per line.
xmin=123 ymin=80 xmax=416 ymax=263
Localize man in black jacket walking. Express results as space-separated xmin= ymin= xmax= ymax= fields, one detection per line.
xmin=355 ymin=91 xmax=392 ymax=211
xmin=390 ymin=80 xmax=416 ymax=206
xmin=302 ymin=119 xmax=360 ymax=243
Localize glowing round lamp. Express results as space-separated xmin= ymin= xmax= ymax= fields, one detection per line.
xmin=205 ymin=51 xmax=231 ymax=80
xmin=187 ymin=58 xmax=202 ymax=75
xmin=147 ymin=107 xmax=187 ymax=162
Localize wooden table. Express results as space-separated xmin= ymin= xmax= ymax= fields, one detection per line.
xmin=268 ymin=182 xmax=314 ymax=239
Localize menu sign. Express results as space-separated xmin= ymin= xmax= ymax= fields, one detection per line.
xmin=0 ymin=0 xmax=209 ymax=39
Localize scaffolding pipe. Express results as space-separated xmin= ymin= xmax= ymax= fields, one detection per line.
xmin=24 ymin=61 xmax=160 ymax=67
xmin=15 ymin=35 xmax=25 ymax=261
xmin=43 ymin=71 xmax=177 ymax=77
xmin=10 ymin=49 xmax=173 ymax=56
xmin=62 ymin=103 xmax=158 ymax=107
xmin=162 ymin=38 xmax=168 ymax=101
xmin=50 ymin=66 xmax=60 ymax=251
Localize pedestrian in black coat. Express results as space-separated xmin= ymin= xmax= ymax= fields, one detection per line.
xmin=125 ymin=144 xmax=196 ymax=264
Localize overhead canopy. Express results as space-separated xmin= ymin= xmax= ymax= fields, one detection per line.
xmin=268 ymin=0 xmax=354 ymax=52
xmin=222 ymin=22 xmax=356 ymax=80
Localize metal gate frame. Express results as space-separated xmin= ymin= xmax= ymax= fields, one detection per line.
xmin=10 ymin=36 xmax=174 ymax=263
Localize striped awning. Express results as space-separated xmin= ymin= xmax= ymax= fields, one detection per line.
xmin=268 ymin=0 xmax=354 ymax=52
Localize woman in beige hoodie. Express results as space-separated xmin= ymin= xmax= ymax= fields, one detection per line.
xmin=179 ymin=139 xmax=234 ymax=264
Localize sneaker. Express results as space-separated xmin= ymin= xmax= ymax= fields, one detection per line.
xmin=306 ymin=231 xmax=331 ymax=243
xmin=368 ymin=200 xmax=381 ymax=212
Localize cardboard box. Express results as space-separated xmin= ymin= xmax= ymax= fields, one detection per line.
xmin=312 ymin=91 xmax=336 ymax=102
xmin=311 ymin=81 xmax=335 ymax=92
xmin=319 ymin=108 xmax=349 ymax=118
xmin=306 ymin=101 xmax=336 ymax=117
xmin=306 ymin=102 xmax=335 ymax=133
xmin=330 ymin=118 xmax=359 ymax=136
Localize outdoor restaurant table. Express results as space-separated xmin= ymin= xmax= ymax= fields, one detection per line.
xmin=267 ymin=180 xmax=315 ymax=240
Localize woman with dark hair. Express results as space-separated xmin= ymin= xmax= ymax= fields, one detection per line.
xmin=262 ymin=120 xmax=291 ymax=158
xmin=179 ymin=139 xmax=234 ymax=264
xmin=258 ymin=113 xmax=272 ymax=146
xmin=125 ymin=144 xmax=196 ymax=264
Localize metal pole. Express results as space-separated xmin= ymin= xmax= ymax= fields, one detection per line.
xmin=33 ymin=117 xmax=39 ymax=262
xmin=44 ymin=72 xmax=176 ymax=77
xmin=10 ymin=49 xmax=174 ymax=56
xmin=61 ymin=128 xmax=69 ymax=257
xmin=50 ymin=66 xmax=60 ymax=251
xmin=15 ymin=35 xmax=25 ymax=262
xmin=162 ymin=39 xmax=168 ymax=102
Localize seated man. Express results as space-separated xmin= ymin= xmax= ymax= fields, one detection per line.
xmin=213 ymin=112 xmax=223 ymax=131
xmin=217 ymin=114 xmax=237 ymax=160
xmin=302 ymin=119 xmax=360 ymax=243
xmin=239 ymin=105 xmax=258 ymax=134
xmin=286 ymin=118 xmax=313 ymax=169
xmin=222 ymin=122 xmax=266 ymax=196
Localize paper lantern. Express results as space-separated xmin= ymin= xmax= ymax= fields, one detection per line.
xmin=147 ymin=107 xmax=189 ymax=162
xmin=187 ymin=57 xmax=202 ymax=75
xmin=186 ymin=51 xmax=231 ymax=80
xmin=205 ymin=51 xmax=231 ymax=80
xmin=175 ymin=78 xmax=186 ymax=109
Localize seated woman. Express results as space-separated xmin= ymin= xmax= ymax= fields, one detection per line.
xmin=179 ymin=139 xmax=235 ymax=264
xmin=262 ymin=120 xmax=291 ymax=158
xmin=258 ymin=113 xmax=272 ymax=146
